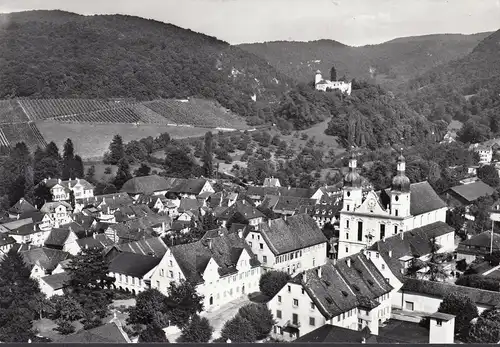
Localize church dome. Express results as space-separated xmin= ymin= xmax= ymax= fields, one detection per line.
xmin=344 ymin=171 xmax=362 ymax=188
xmin=391 ymin=174 xmax=410 ymax=193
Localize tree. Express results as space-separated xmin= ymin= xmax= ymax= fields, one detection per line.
xmin=69 ymin=190 xmax=76 ymax=210
xmin=178 ymin=314 xmax=213 ymax=343
xmin=138 ymin=324 xmax=169 ymax=342
xmin=135 ymin=163 xmax=151 ymax=177
xmin=53 ymin=320 xmax=76 ymax=335
xmin=125 ymin=140 xmax=148 ymax=163
xmin=62 ymin=138 xmax=75 ymax=180
xmin=220 ymin=315 xmax=257 ymax=342
xmin=446 ymin=206 xmax=466 ymax=235
xmin=330 ymin=66 xmax=337 ymax=81
xmin=85 ymin=165 xmax=96 ymax=183
xmin=34 ymin=157 xmax=61 ymax=184
xmin=468 ymin=308 xmax=500 ymax=343
xmin=259 ymin=271 xmax=291 ymax=298
xmin=127 ymin=289 xmax=169 ymax=327
xmin=50 ymin=295 xmax=83 ymax=322
xmin=164 ymin=145 xmax=198 ymax=178
xmin=105 ymin=134 xmax=125 ymax=164
xmin=438 ymin=292 xmax=478 ymax=336
xmin=33 ymin=183 xmax=52 ymax=209
xmin=485 ymin=250 xmax=500 ymax=266
xmin=113 ymin=158 xmax=132 ymax=190
xmin=201 ymin=212 xmax=219 ymax=231
xmin=73 ymin=155 xmax=85 ymax=179
xmin=165 ymin=280 xmax=204 ymax=328
xmin=477 ymin=164 xmax=500 ymax=187
xmin=45 ymin=141 xmax=62 ymax=161
xmin=237 ymin=303 xmax=275 ymax=339
xmin=202 ymin=132 xmax=214 ymax=178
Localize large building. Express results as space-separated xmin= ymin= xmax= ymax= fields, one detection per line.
xmin=314 ymin=71 xmax=352 ymax=95
xmin=337 ymin=153 xmax=448 ymax=259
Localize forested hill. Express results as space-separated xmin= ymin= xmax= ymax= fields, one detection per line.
xmin=0 ymin=10 xmax=292 ymax=123
xmin=238 ymin=32 xmax=492 ymax=91
xmin=403 ymin=29 xmax=500 ymax=140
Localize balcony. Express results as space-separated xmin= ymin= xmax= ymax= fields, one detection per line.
xmin=285 ymin=320 xmax=300 ymax=329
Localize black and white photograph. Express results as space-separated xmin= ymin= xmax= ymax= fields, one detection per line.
xmin=0 ymin=0 xmax=499 ymax=344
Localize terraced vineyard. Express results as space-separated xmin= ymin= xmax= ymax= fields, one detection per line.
xmin=0 ymin=100 xmax=30 ymax=123
xmin=19 ymin=99 xmax=120 ymax=120
xmin=0 ymin=122 xmax=47 ymax=149
xmin=143 ymin=99 xmax=247 ymax=128
xmin=52 ymin=106 xmax=145 ymax=124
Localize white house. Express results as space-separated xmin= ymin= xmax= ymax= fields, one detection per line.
xmin=43 ymin=178 xmax=95 ymax=202
xmin=150 ymin=230 xmax=261 ymax=311
xmin=268 ymin=253 xmax=393 ymax=341
xmin=338 ymin=153 xmax=448 ymax=259
xmin=245 ymin=214 xmax=328 ymax=274
xmin=40 ymin=201 xmax=73 ymax=228
xmin=314 ymin=70 xmax=352 ymax=95
xmin=120 ymin=175 xmax=174 ymax=199
xmin=469 ymin=144 xmax=493 ymax=164
xmin=216 ymin=200 xmax=266 ymax=228
xmin=168 ymin=178 xmax=215 ymax=199
xmin=44 ymin=228 xmax=81 ymax=255
xmin=39 ymin=272 xmax=70 ymax=298
xmin=8 ymin=222 xmax=52 ymax=247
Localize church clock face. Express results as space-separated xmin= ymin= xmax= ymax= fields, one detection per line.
xmin=367 ymin=199 xmax=376 ymax=209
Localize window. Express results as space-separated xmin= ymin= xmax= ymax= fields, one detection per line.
xmin=347 ymin=205 xmax=350 ymax=211
xmin=278 ymin=295 xmax=282 ymax=303
xmin=288 ymin=285 xmax=291 ymax=293
xmin=357 ymin=221 xmax=363 ymax=241
xmin=293 ymin=299 xmax=299 ymax=307
xmin=345 ymin=246 xmax=349 ymax=253
xmin=394 ymin=225 xmax=398 ymax=234
xmin=405 ymin=301 xmax=414 ymax=311
xmin=301 ymin=288 xmax=305 ymax=295
xmin=346 ymin=232 xmax=349 ymax=240
xmin=156 ymin=280 xmax=160 ymax=288
xmin=276 ymin=310 xmax=282 ymax=319
xmin=380 ymin=224 xmax=385 ymax=239
xmin=309 ymin=317 xmax=315 ymax=326
xmin=358 ymin=318 xmax=363 ymax=330
xmin=395 ymin=209 xmax=399 ymax=217
xmin=263 ymin=255 xmax=267 ymax=263
xmin=169 ymin=260 xmax=173 ymax=267
xmin=436 ymin=319 xmax=442 ymax=326
xmin=310 ymin=302 xmax=315 ymax=310
xmin=292 ymin=314 xmax=298 ymax=325
xmin=381 ymin=264 xmax=385 ymax=270
xmin=259 ymin=243 xmax=263 ymax=250
xmin=337 ymin=315 xmax=341 ymax=322
xmin=346 ymin=220 xmax=350 ymax=228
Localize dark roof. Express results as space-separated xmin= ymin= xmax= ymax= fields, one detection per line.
xmin=109 ymin=252 xmax=161 ymax=277
xmin=170 ymin=232 xmax=260 ymax=285
xmin=44 ymin=228 xmax=73 ymax=247
xmin=80 ymin=192 xmax=133 ymax=208
xmin=457 ymin=231 xmax=500 ymax=256
xmin=295 ymin=324 xmax=377 ymax=343
xmin=20 ymin=247 xmax=71 ymax=272
xmin=368 ymin=222 xmax=454 ymax=280
xmin=41 ymin=272 xmax=70 ymax=290
xmin=57 ymin=322 xmax=130 ymax=343
xmin=0 ymin=233 xmax=16 ymax=247
xmin=257 ymin=214 xmax=327 ymax=255
xmin=428 ymin=312 xmax=455 ymax=321
xmin=8 ymin=198 xmax=37 ymax=215
xmin=76 ymin=234 xmax=114 ymax=249
xmin=115 ymin=237 xmax=169 ymax=257
xmin=401 ymin=277 xmax=500 ymax=307
xmin=216 ymin=200 xmax=265 ymax=220
xmin=448 ymin=180 xmax=496 ymax=204
xmin=178 ymin=198 xmax=202 ymax=213
xmin=8 ymin=222 xmax=44 ymax=236
xmin=299 ymin=204 xmax=341 ymax=218
xmin=169 ymin=178 xmax=209 ymax=195
xmin=44 ymin=178 xmax=94 ymax=191
xmin=246 ymin=186 xmax=316 ymax=199
xmin=273 ymin=196 xmax=317 ymax=213
xmin=120 ymin=175 xmax=173 ymax=195
xmin=297 ymin=254 xmax=392 ymax=319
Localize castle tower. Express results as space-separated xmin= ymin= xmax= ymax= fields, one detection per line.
xmin=390 ymin=152 xmax=411 ymax=218
xmin=342 ymin=151 xmax=363 ymax=212
xmin=315 ymin=70 xmax=322 ymax=85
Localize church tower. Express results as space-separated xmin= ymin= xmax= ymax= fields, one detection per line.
xmin=342 ymin=152 xmax=363 ymax=212
xmin=315 ymin=70 xmax=322 ymax=85
xmin=390 ymin=153 xmax=411 ymax=218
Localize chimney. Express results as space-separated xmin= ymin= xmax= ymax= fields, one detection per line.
xmin=317 ymin=267 xmax=322 ymax=278
xmin=58 ymin=179 xmax=62 ymax=184
xmin=238 ymin=230 xmax=243 ymax=239
xmin=346 ymin=258 xmax=351 ymax=267
xmin=303 ymin=271 xmax=307 ymax=283
xmin=400 ymin=232 xmax=404 ymax=240
xmin=388 ymin=250 xmax=392 ymax=258
xmin=207 ymin=238 xmax=212 ymax=250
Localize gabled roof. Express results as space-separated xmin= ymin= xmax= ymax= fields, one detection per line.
xmin=402 ymin=277 xmax=500 ymax=307
xmin=44 ymin=228 xmax=73 ymax=247
xmin=169 ymin=179 xmax=209 ymax=195
xmin=57 ymin=322 xmax=130 ymax=343
xmin=40 ymin=201 xmax=73 ymax=213
xmin=457 ymin=231 xmax=500 ymax=255
xmin=170 ymin=232 xmax=260 ymax=285
xmin=448 ymin=180 xmax=496 ymax=204
xmin=296 ymin=254 xmax=392 ymax=320
xmin=76 ymin=234 xmax=114 ymax=249
xmin=109 ymin=252 xmax=161 ymax=278
xmin=216 ymin=200 xmax=265 ymax=220
xmin=378 ymin=181 xmax=447 ymax=216
xmin=257 ymin=214 xmax=327 ymax=255
xmin=295 ymin=324 xmax=377 ymax=343
xmin=273 ymin=196 xmax=317 ymax=213
xmin=80 ymin=192 xmax=132 ymax=208
xmin=8 ymin=222 xmax=44 ymax=236
xmin=8 ymin=198 xmax=37 ymax=215
xmin=40 ymin=272 xmax=70 ymax=290
xmin=120 ymin=175 xmax=173 ymax=195
xmin=178 ymin=198 xmax=202 ymax=213
xmin=44 ymin=178 xmax=94 ymax=191
xmin=115 ymin=237 xmax=169 ymax=258
xmin=20 ymin=247 xmax=71 ymax=272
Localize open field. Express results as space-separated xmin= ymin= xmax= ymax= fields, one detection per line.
xmin=37 ymin=121 xmax=220 ymax=159
xmin=280 ymin=120 xmax=344 ymax=154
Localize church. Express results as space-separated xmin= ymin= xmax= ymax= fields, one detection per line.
xmin=337 ymin=152 xmax=448 ymax=259
xmin=314 ymin=70 xmax=352 ymax=95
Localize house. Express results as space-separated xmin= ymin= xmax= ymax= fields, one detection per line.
xmin=40 ymin=201 xmax=73 ymax=227
xmin=80 ymin=192 xmax=133 ymax=210
xmin=168 ymin=178 xmax=215 ymax=199
xmin=20 ymin=247 xmax=71 ymax=280
xmin=268 ymin=253 xmax=392 ymax=341
xmin=395 ymin=277 xmax=500 ymax=314
xmin=39 ymin=272 xmax=70 ymax=298
xmin=57 ymin=321 xmax=131 ymax=343
xmin=44 ymin=228 xmax=80 ymax=255
xmin=272 ymin=196 xmax=317 ymax=216
xmin=178 ymin=198 xmax=203 ymax=215
xmin=109 ymin=252 xmax=162 ymax=294
xmin=300 ymin=204 xmax=341 ymax=229
xmin=314 ymin=70 xmax=352 ymax=95
xmin=76 ymin=233 xmax=115 ymax=250
xmin=263 ymin=177 xmax=281 ymax=187
xmin=7 ymin=222 xmax=52 ymax=247
xmin=0 ymin=211 xmax=53 ymax=234
xmin=246 ymin=214 xmax=328 ymax=274
xmin=120 ymin=175 xmax=174 ymax=199
xmin=8 ymin=198 xmax=38 ymax=219
xmin=444 ymin=180 xmax=496 ymax=209
xmin=105 ymin=237 xmax=169 ymax=261
xmin=365 ymin=222 xmax=455 ymax=298
xmin=246 ymin=186 xmax=317 ymax=207
xmin=150 ymin=230 xmax=261 ymax=310
xmin=469 ymin=143 xmax=492 ymax=164
xmin=294 ymin=324 xmax=381 ymax=343
xmin=456 ymin=231 xmax=500 ymax=263
xmin=43 ymin=178 xmax=95 ymax=202
xmin=338 ymin=153 xmax=448 ymax=259
xmin=216 ymin=200 xmax=266 ymax=228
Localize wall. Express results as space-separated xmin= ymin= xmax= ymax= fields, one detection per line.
xmin=111 ymin=272 xmax=149 ymax=294
xmin=365 ymin=250 xmax=404 ymax=297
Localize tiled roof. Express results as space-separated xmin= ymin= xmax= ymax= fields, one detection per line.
xmin=20 ymin=247 xmax=71 ymax=272
xmin=257 ymin=214 xmax=327 ymax=255
xmin=8 ymin=222 xmax=44 ymax=236
xmin=120 ymin=175 xmax=173 ymax=195
xmin=297 ymin=254 xmax=392 ymax=319
xmin=170 ymin=232 xmax=260 ymax=284
xmin=216 ymin=201 xmax=265 ymax=220
xmin=299 ymin=204 xmax=340 ymax=218
xmin=178 ymin=198 xmax=202 ymax=213
xmin=44 ymin=228 xmax=73 ymax=247
xmin=401 ymin=277 xmax=500 ymax=307
xmin=379 ymin=181 xmax=447 ymax=216
xmin=169 ymin=178 xmax=209 ymax=195
xmin=273 ymin=196 xmax=317 ymax=213
xmin=260 ymin=194 xmax=280 ymax=210
xmin=456 ymin=231 xmax=500 ymax=255
xmin=45 ymin=178 xmax=94 ymax=191
xmin=76 ymin=234 xmax=114 ymax=249
xmin=40 ymin=201 xmax=73 ymax=213
xmin=448 ymin=180 xmax=496 ymax=203
xmin=116 ymin=237 xmax=169 ymax=258
xmin=8 ymin=198 xmax=37 ymax=215
xmin=57 ymin=322 xmax=130 ymax=343
xmin=295 ymin=324 xmax=377 ymax=343
xmin=41 ymin=272 xmax=70 ymax=290
xmin=109 ymin=252 xmax=161 ymax=277
xmin=80 ymin=192 xmax=132 ymax=208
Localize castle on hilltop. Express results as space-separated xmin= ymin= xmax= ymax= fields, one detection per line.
xmin=314 ymin=70 xmax=352 ymax=95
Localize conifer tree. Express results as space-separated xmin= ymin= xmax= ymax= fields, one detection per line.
xmin=202 ymin=132 xmax=214 ymax=178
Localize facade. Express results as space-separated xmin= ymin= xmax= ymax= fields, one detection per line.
xmin=338 ymin=153 xmax=448 ymax=259
xmin=428 ymin=312 xmax=455 ymax=344
xmin=168 ymin=179 xmax=215 ymax=199
xmin=43 ymin=178 xmax=95 ymax=202
xmin=150 ymin=230 xmax=261 ymax=310
xmin=109 ymin=252 xmax=161 ymax=294
xmin=245 ymin=214 xmax=328 ymax=274
xmin=40 ymin=201 xmax=73 ymax=228
xmin=268 ymin=254 xmax=393 ymax=341
xmin=314 ymin=71 xmax=352 ymax=95
xmin=44 ymin=228 xmax=81 ymax=255
xmin=469 ymin=143 xmax=492 ymax=164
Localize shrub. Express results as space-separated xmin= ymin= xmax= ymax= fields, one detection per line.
xmin=220 ymin=315 xmax=257 ymax=342
xmin=438 ymin=292 xmax=479 ymax=336
xmin=237 ymin=303 xmax=275 ymax=339
xmin=53 ymin=320 xmax=75 ymax=335
xmin=138 ymin=324 xmax=169 ymax=342
xmin=178 ymin=314 xmax=213 ymax=343
xmin=259 ymin=270 xmax=291 ymax=298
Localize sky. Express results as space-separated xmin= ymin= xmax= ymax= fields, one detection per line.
xmin=0 ymin=0 xmax=499 ymax=46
